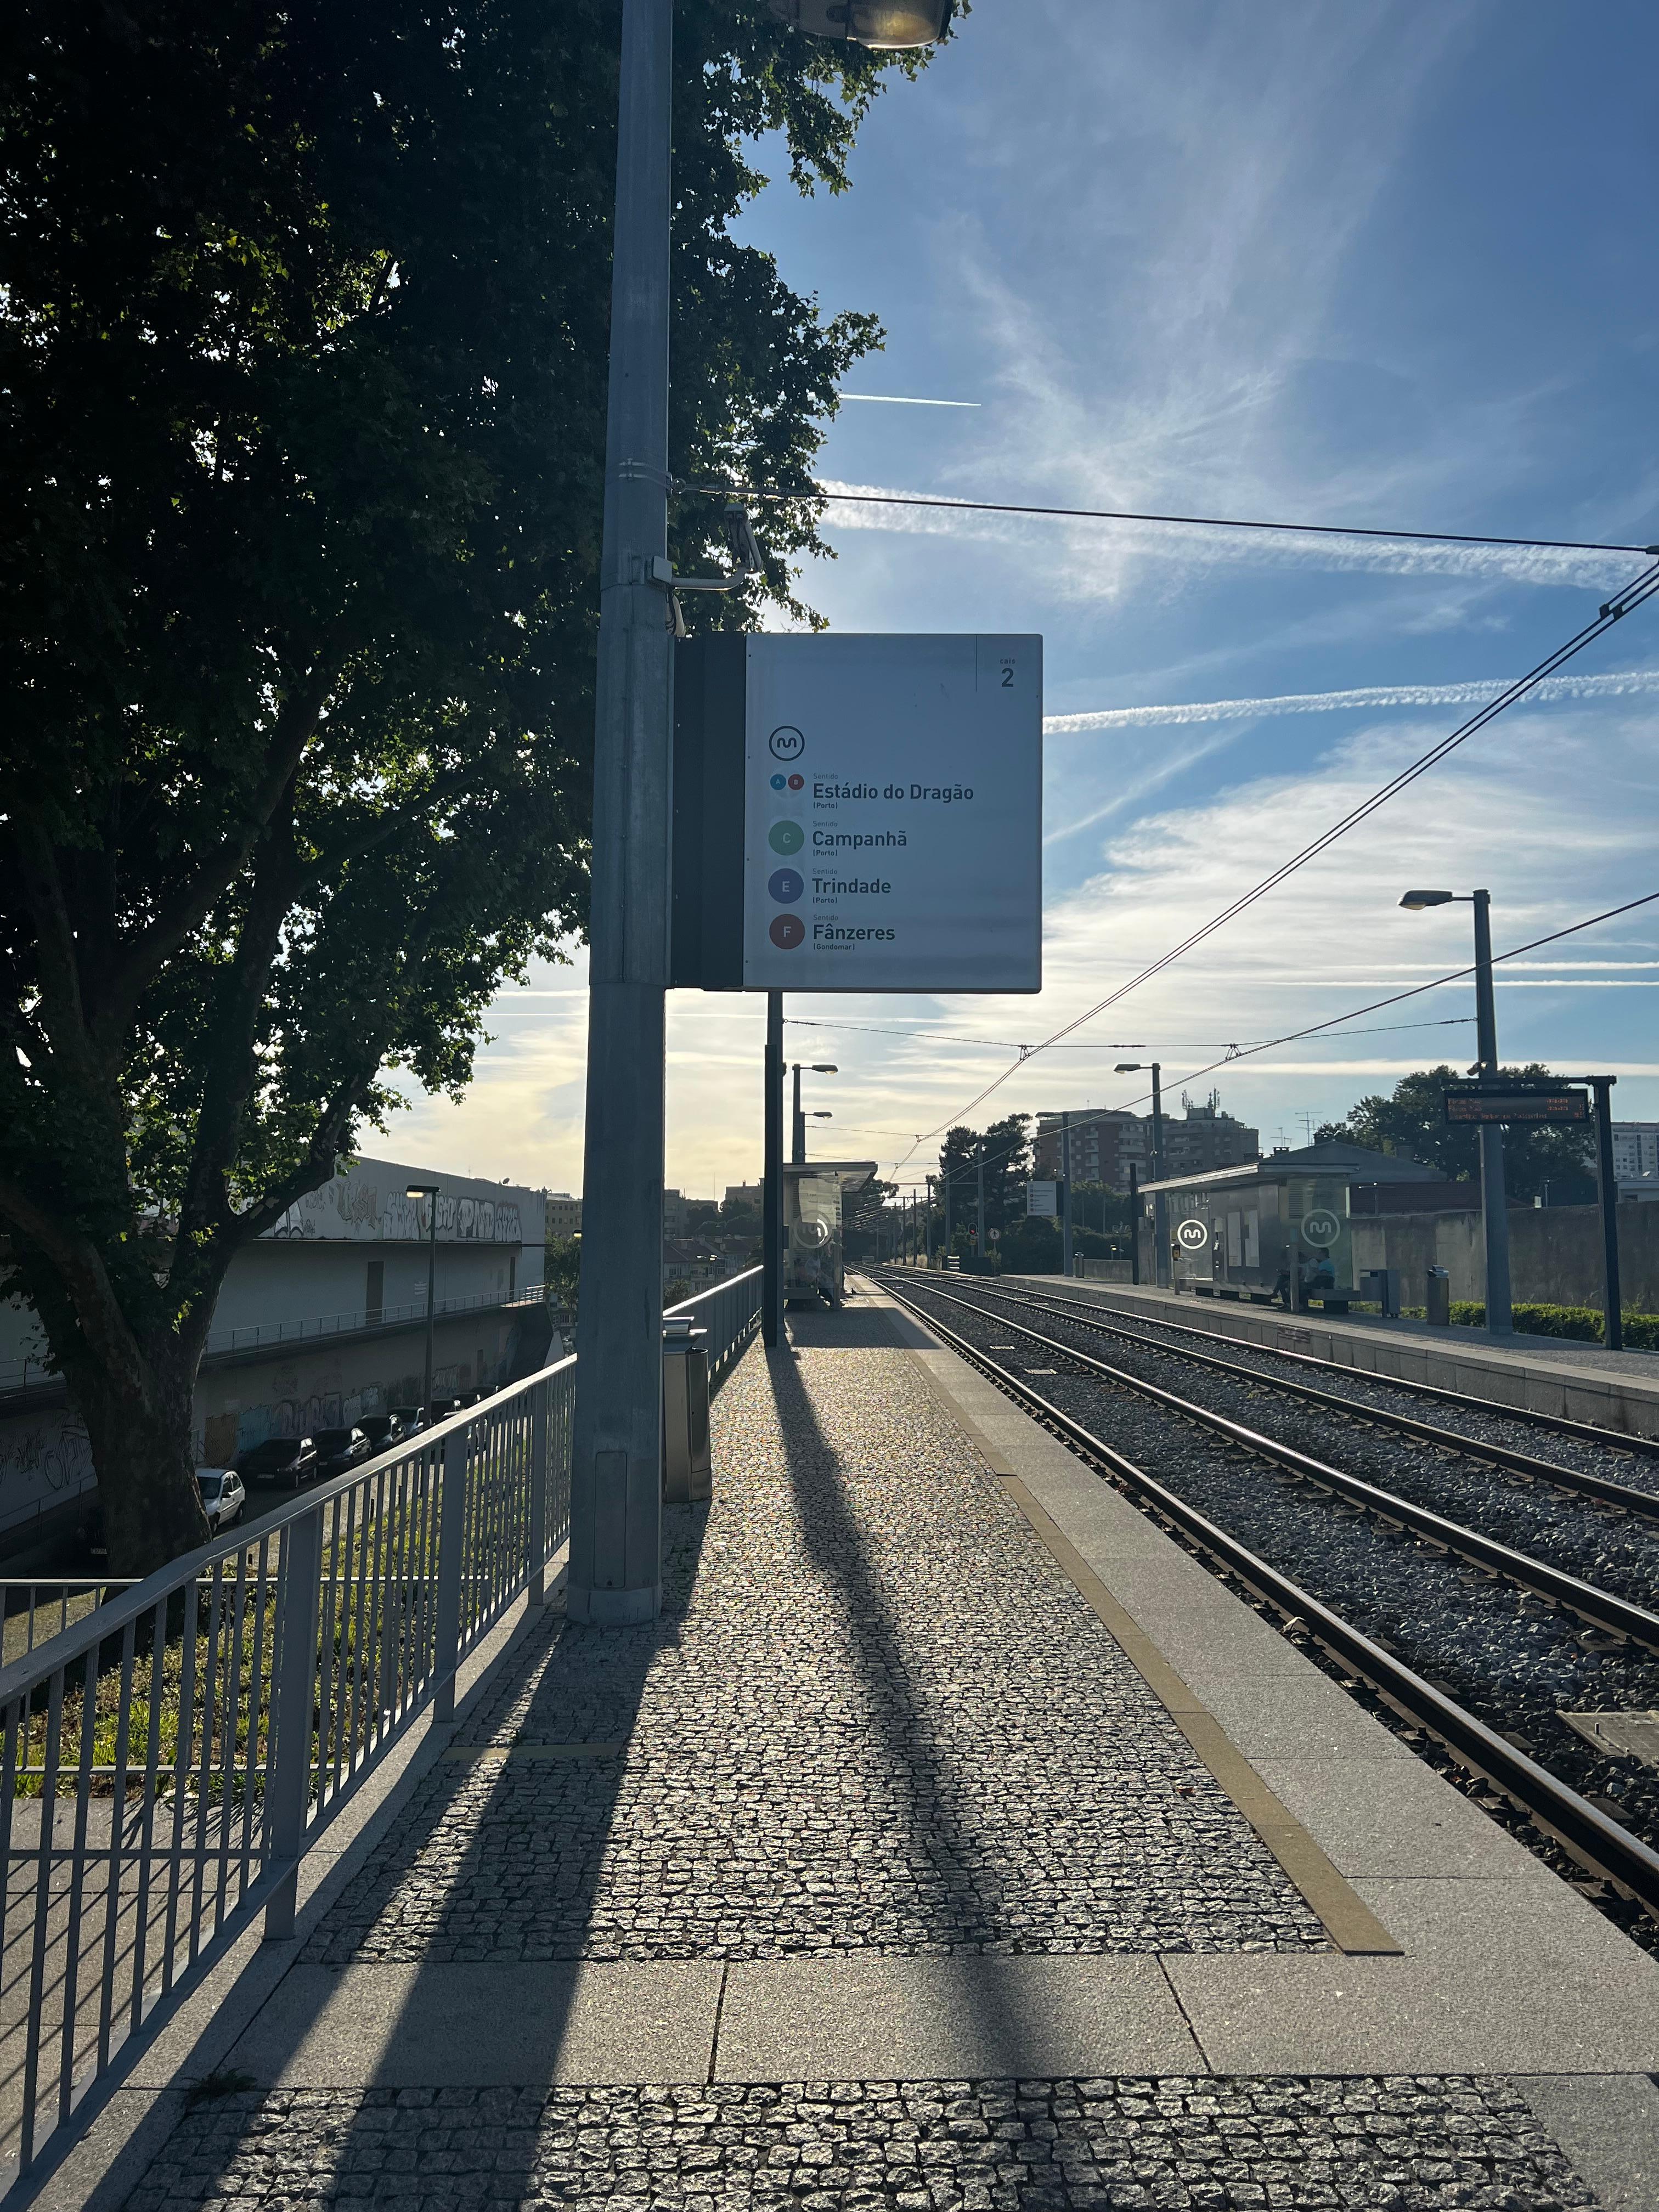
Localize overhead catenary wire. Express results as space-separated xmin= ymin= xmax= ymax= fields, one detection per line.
xmin=681 ymin=479 xmax=1659 ymax=558
xmin=889 ymin=888 xmax=1659 ymax=1190
xmin=893 ymin=556 xmax=1659 ymax=1165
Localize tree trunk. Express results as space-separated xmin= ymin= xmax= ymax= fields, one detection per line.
xmin=69 ymin=1334 xmax=211 ymax=1577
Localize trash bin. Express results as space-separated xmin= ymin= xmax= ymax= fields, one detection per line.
xmin=662 ymin=1317 xmax=712 ymax=1504
xmin=1425 ymin=1266 xmax=1451 ymax=1328
xmin=1359 ymin=1267 xmax=1401 ymax=1319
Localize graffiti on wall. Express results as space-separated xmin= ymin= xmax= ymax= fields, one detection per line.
xmin=267 ymin=1162 xmax=523 ymax=1246
xmin=0 ymin=1413 xmax=97 ymax=1537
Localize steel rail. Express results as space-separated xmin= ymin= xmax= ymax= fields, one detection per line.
xmin=907 ymin=1274 xmax=1659 ymax=1524
xmin=870 ymin=1273 xmax=1659 ymax=1917
xmin=999 ymin=1277 xmax=1659 ymax=1460
xmin=879 ymin=1275 xmax=1659 ymax=1651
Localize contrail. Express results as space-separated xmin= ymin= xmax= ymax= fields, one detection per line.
xmin=837 ymin=394 xmax=980 ymax=408
xmin=818 ymin=478 xmax=1638 ymax=591
xmin=1043 ymin=667 xmax=1659 ymax=735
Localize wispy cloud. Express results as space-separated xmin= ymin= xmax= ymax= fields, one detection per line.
xmin=1044 ymin=666 xmax=1659 ymax=734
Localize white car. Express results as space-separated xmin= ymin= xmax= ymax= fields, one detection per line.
xmin=196 ymin=1467 xmax=246 ymax=1533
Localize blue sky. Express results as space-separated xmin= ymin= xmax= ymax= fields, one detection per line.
xmin=398 ymin=0 xmax=1659 ymax=1196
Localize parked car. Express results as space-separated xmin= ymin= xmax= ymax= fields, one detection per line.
xmin=195 ymin=1466 xmax=246 ymax=1533
xmin=311 ymin=1426 xmax=372 ymax=1480
xmin=235 ymin=1435 xmax=318 ymax=1489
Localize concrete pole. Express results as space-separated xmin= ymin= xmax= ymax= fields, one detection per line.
xmin=1127 ymin=1161 xmax=1140 ymax=1285
xmin=1060 ymin=1111 xmax=1074 ymax=1279
xmin=792 ymin=1065 xmax=804 ymax=1165
xmin=763 ymin=991 xmax=783 ymax=1347
xmin=925 ymin=1175 xmax=935 ymax=1268
xmin=569 ymin=0 xmax=673 ymax=1626
xmin=975 ymin=1143 xmax=986 ymax=1268
xmin=1472 ymin=890 xmax=1514 ymax=1336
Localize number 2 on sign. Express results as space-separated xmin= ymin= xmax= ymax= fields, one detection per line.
xmin=1001 ymin=664 xmax=1014 ymax=687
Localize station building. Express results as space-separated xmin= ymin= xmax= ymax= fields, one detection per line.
xmin=1136 ymin=1138 xmax=1456 ymax=1303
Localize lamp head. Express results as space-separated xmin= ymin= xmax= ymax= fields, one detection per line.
xmin=768 ymin=0 xmax=953 ymax=46
xmin=1114 ymin=1062 xmax=1142 ymax=1074
xmin=812 ymin=1063 xmax=839 ymax=1073
xmin=811 ymin=1110 xmax=833 ymax=1119
xmin=405 ymin=1183 xmax=438 ymax=1200
xmin=1399 ymin=889 xmax=1456 ymax=910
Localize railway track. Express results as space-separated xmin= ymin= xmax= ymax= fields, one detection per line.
xmin=983 ymin=1274 xmax=1659 ymax=1462
xmin=870 ymin=1268 xmax=1659 ymax=1924
xmin=891 ymin=1273 xmax=1659 ymax=1523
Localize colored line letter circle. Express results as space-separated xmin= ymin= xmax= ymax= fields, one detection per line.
xmin=769 ymin=913 xmax=805 ymax=949
xmin=768 ymin=819 xmax=804 ymax=856
xmin=768 ymin=867 xmax=804 ymax=902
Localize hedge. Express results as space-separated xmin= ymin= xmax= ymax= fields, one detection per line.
xmin=1441 ymin=1300 xmax=1659 ymax=1351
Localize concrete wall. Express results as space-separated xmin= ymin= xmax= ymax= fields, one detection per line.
xmin=1351 ymin=1201 xmax=1659 ymax=1311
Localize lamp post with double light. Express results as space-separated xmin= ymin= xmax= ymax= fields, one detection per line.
xmin=791 ymin=1063 xmax=838 ymax=1164
xmin=571 ymin=0 xmax=952 ymax=1623
xmin=1115 ymin=1063 xmax=1166 ymax=1286
xmin=1400 ymin=889 xmax=1512 ymax=1335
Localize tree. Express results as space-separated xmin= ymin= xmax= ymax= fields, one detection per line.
xmin=1 ymin=1 xmax=926 ymax=1571
xmin=1315 ymin=1066 xmax=1596 ymax=1204
xmin=937 ymin=1116 xmax=1031 ymax=1252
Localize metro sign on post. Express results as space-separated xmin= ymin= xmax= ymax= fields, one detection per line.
xmin=672 ymin=634 xmax=1042 ymax=993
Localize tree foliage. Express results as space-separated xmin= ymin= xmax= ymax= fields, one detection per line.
xmin=1315 ymin=1066 xmax=1596 ymax=1203
xmin=0 ymin=0 xmax=924 ymax=1569
xmin=936 ymin=1116 xmax=1031 ymax=1249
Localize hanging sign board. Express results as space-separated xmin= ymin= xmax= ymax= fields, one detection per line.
xmin=1442 ymin=1081 xmax=1590 ymax=1127
xmin=672 ymin=633 xmax=1041 ymax=994
xmin=1026 ymin=1180 xmax=1059 ymax=1217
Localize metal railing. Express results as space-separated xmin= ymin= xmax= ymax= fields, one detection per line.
xmin=671 ymin=1265 xmax=761 ymax=1388
xmin=0 ymin=1267 xmax=759 ymax=2178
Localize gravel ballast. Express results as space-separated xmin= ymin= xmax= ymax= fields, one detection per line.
xmin=893 ymin=1276 xmax=1659 ymax=1907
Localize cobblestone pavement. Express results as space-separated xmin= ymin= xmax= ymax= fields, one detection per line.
xmin=304 ymin=1325 xmax=1324 ymax=1962
xmin=129 ymin=2075 xmax=1595 ymax=2210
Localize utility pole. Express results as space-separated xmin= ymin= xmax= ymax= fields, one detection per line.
xmin=944 ymin=1161 xmax=953 ymax=1262
xmin=975 ymin=1142 xmax=986 ymax=1269
xmin=1060 ymin=1110 xmax=1074 ymax=1280
xmin=1127 ymin=1163 xmax=1140 ymax=1285
xmin=1588 ymin=1075 xmax=1623 ymax=1352
xmin=925 ymin=1174 xmax=935 ymax=1269
xmin=1402 ymin=888 xmax=1513 ymax=1338
xmin=1471 ymin=890 xmax=1514 ymax=1334
xmin=792 ymin=1063 xmax=804 ymax=1165
xmin=1115 ymin=1062 xmax=1166 ymax=1286
xmin=568 ymin=0 xmax=673 ymax=1626
xmin=763 ymin=991 xmax=783 ymax=1347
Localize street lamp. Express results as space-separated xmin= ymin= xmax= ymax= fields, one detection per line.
xmin=573 ymin=0 xmax=952 ymax=1627
xmin=792 ymin=1063 xmax=839 ymax=1164
xmin=767 ymin=1 xmax=955 ymax=47
xmin=1398 ymin=889 xmax=1512 ymax=1334
xmin=405 ymin=1184 xmax=441 ymax=1424
xmin=1115 ymin=1062 xmax=1167 ymax=1288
